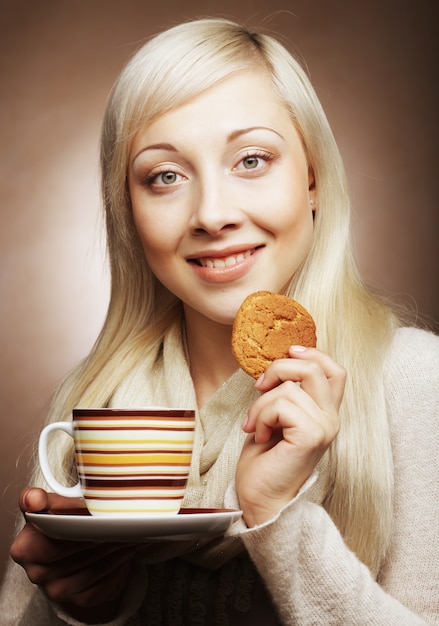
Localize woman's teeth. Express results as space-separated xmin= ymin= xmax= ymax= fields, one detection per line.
xmin=198 ymin=249 xmax=253 ymax=268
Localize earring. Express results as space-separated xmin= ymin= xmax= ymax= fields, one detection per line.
xmin=309 ymin=198 xmax=315 ymax=207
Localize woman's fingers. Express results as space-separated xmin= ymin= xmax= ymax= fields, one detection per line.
xmin=13 ymin=488 xmax=136 ymax=584
xmin=245 ymin=349 xmax=345 ymax=443
xmin=40 ymin=545 xmax=138 ymax=606
xmin=245 ymin=390 xmax=335 ymax=448
xmin=11 ymin=487 xmax=147 ymax=621
xmin=288 ymin=346 xmax=346 ymax=408
xmin=236 ymin=348 xmax=345 ymax=526
xmin=256 ymin=347 xmax=346 ymax=409
xmin=11 ymin=521 xmax=94 ymax=569
xmin=11 ymin=517 xmax=142 ymax=618
xmin=19 ymin=487 xmax=86 ymax=514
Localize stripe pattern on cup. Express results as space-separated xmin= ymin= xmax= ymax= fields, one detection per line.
xmin=73 ymin=412 xmax=195 ymax=516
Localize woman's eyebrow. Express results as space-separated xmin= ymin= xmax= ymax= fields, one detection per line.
xmin=227 ymin=127 xmax=284 ymax=142
xmin=132 ymin=143 xmax=178 ymax=163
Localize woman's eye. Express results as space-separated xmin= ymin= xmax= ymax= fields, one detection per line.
xmin=158 ymin=171 xmax=178 ymax=184
xmin=242 ymin=155 xmax=260 ymax=170
xmin=234 ymin=151 xmax=275 ymax=173
xmin=146 ymin=169 xmax=185 ymax=189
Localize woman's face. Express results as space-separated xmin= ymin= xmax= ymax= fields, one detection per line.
xmin=128 ymin=70 xmax=315 ymax=326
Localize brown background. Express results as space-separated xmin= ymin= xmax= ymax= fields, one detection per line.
xmin=0 ymin=0 xmax=438 ymax=584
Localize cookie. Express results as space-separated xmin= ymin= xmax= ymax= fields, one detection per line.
xmin=231 ymin=291 xmax=317 ymax=378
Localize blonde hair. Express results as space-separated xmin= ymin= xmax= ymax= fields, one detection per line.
xmin=34 ymin=18 xmax=399 ymax=576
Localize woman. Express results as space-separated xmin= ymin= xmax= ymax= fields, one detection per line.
xmin=1 ymin=18 xmax=438 ymax=625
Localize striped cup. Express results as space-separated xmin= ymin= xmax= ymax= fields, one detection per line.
xmin=38 ymin=408 xmax=196 ymax=516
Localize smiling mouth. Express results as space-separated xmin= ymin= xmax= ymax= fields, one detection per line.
xmin=194 ymin=248 xmax=255 ymax=268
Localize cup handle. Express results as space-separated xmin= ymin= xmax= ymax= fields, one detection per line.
xmin=38 ymin=422 xmax=83 ymax=498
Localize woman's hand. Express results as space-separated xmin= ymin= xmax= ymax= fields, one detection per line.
xmin=235 ymin=346 xmax=346 ymax=527
xmin=10 ymin=488 xmax=143 ymax=624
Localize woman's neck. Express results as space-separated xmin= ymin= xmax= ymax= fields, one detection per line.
xmin=183 ymin=310 xmax=238 ymax=408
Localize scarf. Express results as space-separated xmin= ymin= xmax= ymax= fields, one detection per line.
xmin=109 ymin=321 xmax=329 ymax=568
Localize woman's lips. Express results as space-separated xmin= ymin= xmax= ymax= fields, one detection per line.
xmin=188 ymin=247 xmax=262 ymax=283
xmin=196 ymin=248 xmax=253 ymax=268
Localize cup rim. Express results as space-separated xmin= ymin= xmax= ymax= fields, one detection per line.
xmin=72 ymin=407 xmax=195 ymax=417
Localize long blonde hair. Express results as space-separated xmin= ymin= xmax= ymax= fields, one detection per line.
xmin=35 ymin=18 xmax=399 ymax=576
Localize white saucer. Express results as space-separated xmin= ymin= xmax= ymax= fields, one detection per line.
xmin=25 ymin=508 xmax=242 ymax=542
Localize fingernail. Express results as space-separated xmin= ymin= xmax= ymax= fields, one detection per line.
xmin=290 ymin=345 xmax=307 ymax=353
xmin=242 ymin=415 xmax=249 ymax=430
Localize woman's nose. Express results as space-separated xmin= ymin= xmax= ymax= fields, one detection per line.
xmin=189 ymin=177 xmax=243 ymax=236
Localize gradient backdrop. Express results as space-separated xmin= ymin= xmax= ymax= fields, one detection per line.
xmin=1 ymin=0 xmax=438 ymax=582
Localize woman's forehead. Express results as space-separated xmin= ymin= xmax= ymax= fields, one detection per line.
xmin=130 ymin=70 xmax=292 ymax=147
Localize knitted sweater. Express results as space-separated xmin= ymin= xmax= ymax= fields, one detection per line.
xmin=0 ymin=326 xmax=438 ymax=625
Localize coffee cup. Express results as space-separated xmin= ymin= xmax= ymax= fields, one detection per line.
xmin=38 ymin=407 xmax=196 ymax=516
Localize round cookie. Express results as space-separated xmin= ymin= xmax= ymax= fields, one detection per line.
xmin=232 ymin=291 xmax=317 ymax=378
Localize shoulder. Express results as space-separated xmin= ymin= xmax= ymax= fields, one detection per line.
xmin=385 ymin=326 xmax=439 ymax=378
xmin=384 ymin=326 xmax=439 ymax=424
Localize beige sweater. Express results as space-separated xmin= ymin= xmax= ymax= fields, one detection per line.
xmin=1 ymin=326 xmax=438 ymax=624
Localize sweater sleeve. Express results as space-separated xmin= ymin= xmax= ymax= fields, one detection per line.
xmin=227 ymin=327 xmax=439 ymax=625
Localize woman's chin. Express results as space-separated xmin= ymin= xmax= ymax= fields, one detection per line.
xmin=182 ymin=299 xmax=243 ymax=329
